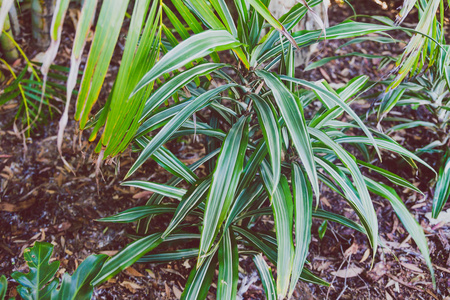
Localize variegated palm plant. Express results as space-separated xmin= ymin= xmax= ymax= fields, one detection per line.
xmin=0 ymin=0 xmax=442 ymax=298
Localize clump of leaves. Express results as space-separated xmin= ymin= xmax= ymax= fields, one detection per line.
xmin=79 ymin=1 xmax=436 ymax=298
xmin=1 ymin=242 xmax=107 ymax=300
xmin=373 ymin=42 xmax=450 ymax=218
xmin=0 ymin=0 xmax=441 ymax=298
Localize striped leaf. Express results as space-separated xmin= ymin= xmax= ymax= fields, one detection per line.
xmin=199 ymin=116 xmax=249 ymax=266
xmin=91 ymin=232 xmax=163 ymax=286
xmin=261 ymin=172 xmax=293 ymax=299
xmin=121 ymin=180 xmax=187 ymax=200
xmin=280 ymin=75 xmax=381 ymax=158
xmin=132 ymin=30 xmax=240 ymax=96
xmin=289 ymin=163 xmax=312 ymax=297
xmin=365 ymin=178 xmax=435 ymax=288
xmin=181 ymin=252 xmax=217 ymax=300
xmin=432 ymin=152 xmax=450 ymax=218
xmin=98 ymin=205 xmax=179 ymax=223
xmin=249 ymin=94 xmax=281 ymax=194
xmin=126 ymin=84 xmax=236 ymax=178
xmin=246 ymin=0 xmax=298 ymax=49
xmin=217 ymin=229 xmax=239 ymax=300
xmin=163 ymin=178 xmax=211 ymax=238
xmin=357 ymin=160 xmax=423 ymax=195
xmin=140 ymin=63 xmax=224 ymax=121
xmin=309 ymin=128 xmax=378 ymax=251
xmin=253 ymin=254 xmax=277 ymax=300
xmin=257 ymin=70 xmax=319 ymax=202
xmin=138 ymin=248 xmax=199 ymax=263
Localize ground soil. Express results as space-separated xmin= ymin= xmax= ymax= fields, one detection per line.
xmin=1 ymin=1 xmax=449 ymax=299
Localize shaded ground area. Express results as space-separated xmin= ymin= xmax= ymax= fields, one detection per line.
xmin=1 ymin=0 xmax=450 ymax=299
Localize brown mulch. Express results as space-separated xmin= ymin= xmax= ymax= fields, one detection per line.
xmin=1 ymin=0 xmax=450 ymax=299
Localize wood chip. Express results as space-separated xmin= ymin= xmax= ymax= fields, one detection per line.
xmin=0 ymin=198 xmax=36 ymax=212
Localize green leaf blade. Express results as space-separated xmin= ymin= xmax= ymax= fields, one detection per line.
xmin=199 ymin=116 xmax=249 ymax=266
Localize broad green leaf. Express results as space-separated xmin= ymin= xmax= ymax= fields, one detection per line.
xmin=11 ymin=242 xmax=60 ymax=300
xmin=91 ymin=232 xmax=163 ymax=286
xmin=132 ymin=30 xmax=240 ymax=96
xmin=365 ymin=178 xmax=435 ymax=287
xmin=199 ymin=116 xmax=249 ymax=266
xmin=126 ymin=84 xmax=236 ymax=178
xmin=0 ymin=275 xmax=7 ymax=300
xmin=289 ymin=163 xmax=312 ymax=297
xmin=217 ymin=229 xmax=238 ymax=300
xmin=432 ymin=152 xmax=450 ymax=218
xmin=51 ymin=255 xmax=108 ymax=300
xmin=257 ymin=70 xmax=319 ymax=202
xmin=318 ymin=220 xmax=327 ymax=239
xmin=163 ymin=178 xmax=212 ymax=238
xmin=121 ymin=181 xmax=187 ymax=200
xmin=249 ymin=94 xmax=281 ymax=194
xmin=181 ymin=252 xmax=217 ymax=300
xmin=268 ymin=174 xmax=294 ymax=298
xmin=253 ymin=254 xmax=277 ymax=300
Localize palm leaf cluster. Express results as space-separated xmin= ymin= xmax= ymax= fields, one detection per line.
xmin=1 ymin=0 xmax=445 ymax=298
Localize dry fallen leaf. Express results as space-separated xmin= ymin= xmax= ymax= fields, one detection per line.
xmin=360 ymin=249 xmax=371 ymax=263
xmin=100 ymin=250 xmax=118 ymax=256
xmin=331 ymin=266 xmax=364 ymax=278
xmin=400 ymin=262 xmax=423 ymax=273
xmin=173 ymin=285 xmax=182 ymax=299
xmin=165 ymin=282 xmax=171 ymax=298
xmin=120 ymin=281 xmax=143 ymax=293
xmin=125 ymin=266 xmax=145 ymax=277
xmin=344 ymin=242 xmax=359 ymax=258
xmin=368 ymin=262 xmax=389 ymax=281
xmin=133 ymin=191 xmax=153 ymax=199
